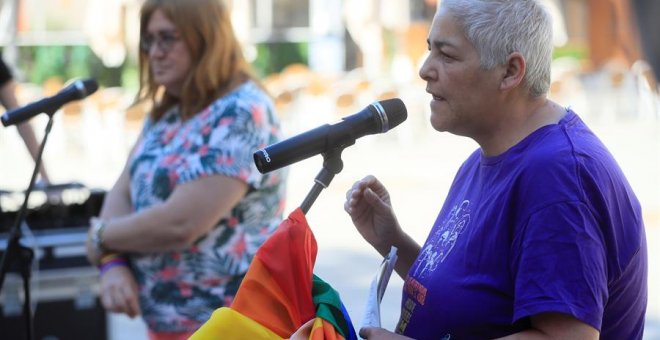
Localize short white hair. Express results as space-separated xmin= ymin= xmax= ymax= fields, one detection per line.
xmin=440 ymin=0 xmax=553 ymax=97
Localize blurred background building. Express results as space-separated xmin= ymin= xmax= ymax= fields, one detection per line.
xmin=0 ymin=0 xmax=656 ymax=130
xmin=0 ymin=0 xmax=649 ymax=84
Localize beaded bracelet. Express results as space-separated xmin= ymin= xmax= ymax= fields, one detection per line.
xmin=99 ymin=253 xmax=122 ymax=265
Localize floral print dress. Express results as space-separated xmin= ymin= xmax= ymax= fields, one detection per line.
xmin=127 ymin=81 xmax=287 ymax=332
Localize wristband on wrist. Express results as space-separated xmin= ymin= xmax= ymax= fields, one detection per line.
xmin=99 ymin=252 xmax=121 ymax=265
xmin=98 ymin=256 xmax=129 ymax=275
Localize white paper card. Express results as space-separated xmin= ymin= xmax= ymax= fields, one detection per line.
xmin=360 ymin=246 xmax=398 ymax=329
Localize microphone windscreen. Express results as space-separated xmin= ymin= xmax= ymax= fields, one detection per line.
xmin=81 ymin=79 xmax=100 ymax=97
xmin=380 ymin=98 xmax=408 ymax=130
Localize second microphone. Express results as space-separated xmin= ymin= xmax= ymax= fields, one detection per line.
xmin=253 ymin=98 xmax=407 ymax=174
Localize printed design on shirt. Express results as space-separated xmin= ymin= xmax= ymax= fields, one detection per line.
xmin=398 ymin=277 xmax=454 ymax=337
xmin=126 ymin=82 xmax=286 ymax=332
xmin=403 ymin=276 xmax=427 ymax=305
xmin=413 ymin=200 xmax=471 ymax=279
xmin=396 ymin=296 xmax=417 ymax=333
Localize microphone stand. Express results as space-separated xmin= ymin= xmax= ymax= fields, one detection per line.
xmin=300 ymin=147 xmax=344 ymax=214
xmin=0 ymin=114 xmax=55 ymax=340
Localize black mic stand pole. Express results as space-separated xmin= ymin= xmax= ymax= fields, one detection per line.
xmin=0 ymin=113 xmax=56 ymax=340
xmin=300 ymin=148 xmax=344 ymax=214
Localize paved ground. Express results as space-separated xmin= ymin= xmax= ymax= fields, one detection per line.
xmin=1 ymin=80 xmax=658 ymax=338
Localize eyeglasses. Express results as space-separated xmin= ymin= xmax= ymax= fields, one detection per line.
xmin=140 ymin=30 xmax=181 ymax=53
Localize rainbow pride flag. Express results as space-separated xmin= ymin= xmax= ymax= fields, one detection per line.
xmin=191 ymin=208 xmax=357 ymax=340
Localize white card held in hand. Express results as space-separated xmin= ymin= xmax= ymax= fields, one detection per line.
xmin=360 ymin=246 xmax=398 ymax=330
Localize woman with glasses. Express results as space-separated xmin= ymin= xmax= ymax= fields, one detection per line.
xmin=85 ymin=0 xmax=287 ymax=338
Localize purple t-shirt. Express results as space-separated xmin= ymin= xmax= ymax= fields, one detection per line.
xmin=397 ymin=109 xmax=647 ymax=339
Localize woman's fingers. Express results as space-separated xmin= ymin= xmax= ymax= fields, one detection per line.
xmin=99 ymin=268 xmax=141 ymax=317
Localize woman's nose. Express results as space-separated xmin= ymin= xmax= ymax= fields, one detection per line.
xmin=418 ymin=54 xmax=434 ymax=81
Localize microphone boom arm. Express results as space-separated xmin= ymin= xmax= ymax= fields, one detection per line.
xmin=300 ymin=147 xmax=345 ymax=214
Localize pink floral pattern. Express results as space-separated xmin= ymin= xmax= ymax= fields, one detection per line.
xmin=126 ymin=81 xmax=287 ymax=332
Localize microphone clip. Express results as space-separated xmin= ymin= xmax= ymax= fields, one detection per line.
xmin=301 ymin=146 xmax=345 ymax=214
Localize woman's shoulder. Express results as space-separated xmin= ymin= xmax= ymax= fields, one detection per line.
xmin=226 ymin=80 xmax=270 ymax=103
xmin=206 ymin=81 xmax=272 ymax=113
xmin=194 ymin=80 xmax=277 ymax=132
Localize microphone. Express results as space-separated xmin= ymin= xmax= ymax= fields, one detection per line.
xmin=254 ymin=98 xmax=407 ymax=173
xmin=1 ymin=79 xmax=99 ymax=127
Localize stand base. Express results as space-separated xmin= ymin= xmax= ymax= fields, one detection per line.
xmin=0 ymin=297 xmax=107 ymax=340
xmin=0 ymin=266 xmax=107 ymax=340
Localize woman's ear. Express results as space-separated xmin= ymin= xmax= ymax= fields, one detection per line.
xmin=500 ymin=52 xmax=526 ymax=90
